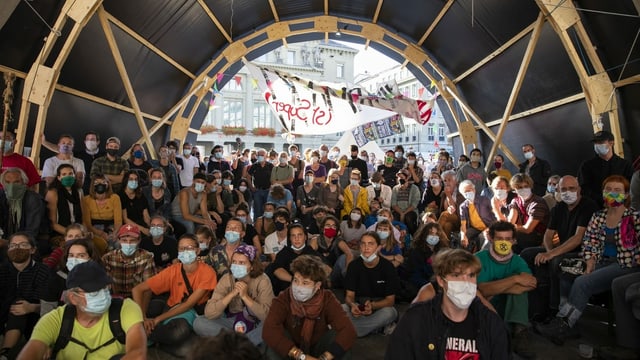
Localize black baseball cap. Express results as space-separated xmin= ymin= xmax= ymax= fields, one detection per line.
xmin=66 ymin=261 xmax=113 ymax=292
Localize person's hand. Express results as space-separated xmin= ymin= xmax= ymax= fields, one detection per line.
xmin=235 ymin=281 xmax=248 ymax=298
xmin=585 ymin=258 xmax=596 ymax=274
xmin=338 ymin=195 xmax=344 ymax=202
xmin=350 ymin=303 xmax=362 ymax=318
xmin=362 ymin=300 xmax=373 ymax=316
xmin=460 ymin=233 xmax=469 ymax=248
xmin=143 ymin=318 xmax=156 ymax=335
xmin=399 ymin=212 xmax=405 ymax=222
xmin=534 ymin=251 xmax=554 ymax=266
xmin=516 ymin=273 xmax=537 ymax=288
xmin=204 ymin=219 xmax=217 ymax=230
xmin=447 ymin=205 xmax=456 ymax=215
xmin=10 ymin=300 xmax=32 ymax=316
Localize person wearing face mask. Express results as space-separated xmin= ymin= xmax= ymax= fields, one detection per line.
xmin=194 ymin=245 xmax=274 ymax=345
xmin=418 ymin=171 xmax=444 ymax=215
xmin=41 ymin=134 xmax=85 ymax=187
xmin=537 ymin=175 xmax=640 ymax=345
xmin=318 ymin=144 xmax=338 ymax=172
xmin=263 ymin=255 xmax=356 ymax=360
xmin=234 ymin=204 xmax=262 ymax=255
xmin=0 ymin=168 xmax=44 ymax=240
xmin=347 ymin=144 xmax=369 ymax=186
xmin=45 ymin=165 xmax=85 ymax=239
xmin=171 ymin=173 xmax=217 ymax=235
xmin=81 ymin=173 xmax=122 ymax=250
xmin=340 ymin=169 xmax=370 ymax=220
xmin=132 ymin=234 xmax=216 ymax=356
xmin=386 ymin=248 xmax=509 ymax=359
xmin=407 ymin=223 xmax=449 ymax=289
xmin=343 ymin=231 xmax=399 ymax=337
xmin=42 ymin=222 xmax=92 ymax=269
xmin=207 ymin=145 xmax=231 ymax=174
xmin=489 ymin=176 xmax=516 ymax=223
xmin=248 ymin=149 xmax=275 ymax=219
xmin=102 ymin=224 xmax=156 ymax=298
xmin=376 ymin=219 xmax=403 ymax=268
xmin=474 ymin=221 xmax=537 ymax=359
xmin=391 ymin=169 xmax=420 ymax=236
xmin=542 ymin=174 xmax=561 ymax=210
xmin=318 ymin=168 xmax=344 ymax=219
xmin=141 ymin=168 xmax=172 ymax=220
xmin=264 ymin=210 xmax=291 ymax=262
xmin=19 ymin=261 xmax=147 ymax=360
xmin=90 ymin=136 xmax=129 ymax=194
xmin=271 ymin=151 xmax=294 ymax=193
xmin=405 ymin=151 xmax=424 ymax=189
xmin=194 ymin=225 xmax=217 ymax=261
xmin=0 ymin=130 xmax=41 ymax=191
xmin=458 ymin=180 xmax=496 ymax=253
xmin=205 ymin=218 xmax=247 ymax=280
xmin=457 ymin=154 xmax=470 ymax=170
xmin=304 ymin=150 xmax=328 ymax=185
xmin=455 ymin=148 xmax=487 ymax=194
xmin=310 ymin=215 xmax=353 ymax=285
xmin=267 ymin=183 xmax=296 ymax=216
xmin=176 ymin=142 xmax=200 ymax=190
xmin=377 ymin=149 xmax=398 ymax=187
xmin=268 ymin=224 xmax=320 ymax=295
xmin=518 ymin=176 xmax=598 ymax=321
xmin=119 ymin=170 xmax=151 ymax=237
xmin=507 ymin=173 xmax=550 ymax=253
xmin=577 ymin=130 xmax=634 ymax=209
xmin=517 ymin=143 xmax=551 ymax=197
xmin=140 ymin=215 xmax=178 ymax=269
xmin=0 ymin=233 xmax=51 ymax=358
xmin=392 ymin=145 xmax=407 ymax=170
xmin=126 ymin=144 xmax=151 ymax=187
xmin=287 ymin=145 xmax=305 ymax=194
xmin=236 ymin=177 xmax=253 ymax=211
xmin=366 ymin=171 xmax=392 ymax=209
xmin=339 ymin=208 xmax=367 ymax=246
xmin=149 ymin=146 xmax=180 ymax=201
xmin=297 ymin=169 xmax=320 ymax=227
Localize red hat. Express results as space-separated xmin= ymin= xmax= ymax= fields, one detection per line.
xmin=117 ymin=224 xmax=140 ymax=238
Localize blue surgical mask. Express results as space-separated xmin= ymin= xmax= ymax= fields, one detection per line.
xmin=3 ymin=140 xmax=14 ymax=153
xmin=237 ymin=216 xmax=247 ymax=224
xmin=257 ymin=155 xmax=265 ymax=163
xmin=395 ymin=151 xmax=403 ymax=158
xmin=120 ymin=243 xmax=137 ymax=256
xmin=547 ymin=184 xmax=557 ymax=194
xmin=194 ymin=183 xmax=205 ymax=193
xmin=263 ymin=211 xmax=273 ymax=219
xmin=149 ymin=226 xmax=164 ymax=237
xmin=133 ymin=150 xmax=144 ymax=159
xmin=214 ymin=152 xmax=223 ymax=159
xmin=66 ymin=257 xmax=88 ymax=272
xmin=83 ymin=288 xmax=112 ymax=315
xmin=127 ymin=180 xmax=138 ymax=190
xmin=225 ymin=231 xmax=241 ymax=244
xmin=223 ymin=179 xmax=232 ymax=186
xmin=377 ymin=231 xmax=389 ymax=240
xmin=151 ymin=179 xmax=163 ymax=188
xmin=230 ymin=264 xmax=249 ymax=279
xmin=377 ymin=215 xmax=388 ymax=223
xmin=463 ymin=191 xmax=475 ymax=202
xmin=426 ymin=235 xmax=440 ymax=246
xmin=178 ymin=250 xmax=197 ymax=265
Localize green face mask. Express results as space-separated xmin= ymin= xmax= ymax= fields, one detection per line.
xmin=4 ymin=183 xmax=27 ymax=200
xmin=60 ymin=176 xmax=76 ymax=187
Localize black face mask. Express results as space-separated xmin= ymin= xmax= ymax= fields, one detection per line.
xmin=331 ymin=179 xmax=339 ymax=185
xmin=94 ymin=184 xmax=108 ymax=194
xmin=275 ymin=221 xmax=286 ymax=231
xmin=351 ymin=155 xmax=358 ymax=160
xmin=399 ymin=179 xmax=407 ymax=185
xmin=106 ymin=148 xmax=119 ymax=157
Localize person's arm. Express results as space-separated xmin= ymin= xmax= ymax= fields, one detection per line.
xmin=477 ymin=273 xmax=536 ymax=297
xmin=507 ymin=207 xmax=518 ymax=224
xmin=338 ymin=241 xmax=354 ymax=268
xmin=368 ymin=294 xmax=395 ymax=312
xmin=411 ymin=283 xmax=436 ymax=304
xmin=106 ymin=173 xmax=124 ymax=185
xmin=251 ymin=234 xmax=262 ymax=256
xmin=45 ymin=190 xmax=66 ymax=235
xmin=274 ymin=267 xmax=293 ymax=282
xmin=542 ymin=229 xmax=556 ymax=252
xmin=132 ymin=281 xmax=152 ymax=316
xmin=516 ymin=216 xmax=540 ymax=234
xmin=204 ymin=276 xmax=233 ymax=319
xmin=547 ymin=226 xmax=587 ymax=258
xmin=344 ymin=289 xmax=363 ymax=317
xmin=122 ymin=322 xmax=147 ymax=360
xmin=112 ymin=195 xmax=123 ymax=232
xmin=16 ymin=340 xmax=48 ymax=360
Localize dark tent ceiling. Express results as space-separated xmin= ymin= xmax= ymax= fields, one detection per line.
xmin=0 ymin=0 xmax=638 ymax=175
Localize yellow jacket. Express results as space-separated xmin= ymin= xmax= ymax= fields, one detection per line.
xmin=341 ymin=186 xmax=370 ymax=219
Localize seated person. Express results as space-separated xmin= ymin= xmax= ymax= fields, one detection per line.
xmin=366 ymin=172 xmax=392 ymax=209
xmin=254 ymin=202 xmax=277 ymax=244
xmin=17 ymin=261 xmax=146 ymax=360
xmin=305 ymin=205 xmax=327 ymax=236
xmin=386 ymin=248 xmax=509 ymax=359
xmin=407 ymin=222 xmax=449 ymax=288
xmin=542 ymin=175 xmax=561 ymax=210
xmin=82 ymin=173 xmax=121 ymax=252
xmin=219 ymin=170 xmax=238 ymax=214
xmin=365 ymin=208 xmax=401 ymax=246
xmin=476 ymin=221 xmax=537 ymax=358
xmin=132 ymin=234 xmax=217 ymax=355
xmin=127 ymin=144 xmax=152 ymax=187
xmin=0 ymin=168 xmax=44 ymax=240
xmin=309 ymin=215 xmax=353 ymax=286
xmin=0 ymin=233 xmax=50 ymax=357
xmin=296 ymin=169 xmax=320 ymax=227
xmin=235 ymin=204 xmax=262 ymax=256
xmin=142 ymin=168 xmax=172 ymax=219
xmin=45 ymin=164 xmax=84 ymax=238
xmin=343 ymin=231 xmax=399 ymax=337
xmin=139 ymin=215 xmax=178 ymax=269
xmin=264 ymin=210 xmax=290 ymax=262
xmin=375 ymin=219 xmax=403 ymax=268
xmin=340 ymin=207 xmax=367 ymax=246
xmin=507 ymin=173 xmax=550 ymax=253
xmin=317 ymin=169 xmax=344 ymax=219
xmin=489 ymin=175 xmax=516 ymax=222
xmin=193 ymin=245 xmax=274 ymax=345
xmin=102 ymin=224 xmax=156 ymax=298
xmin=119 ymin=170 xmax=151 ymax=236
xmin=391 ymin=169 xmax=421 ymax=236
xmin=42 ymin=223 xmax=91 ymax=269
xmin=458 ymin=179 xmax=496 ymax=253
xmin=363 ymin=199 xmax=381 ymax=228
xmin=263 ymin=255 xmax=356 ymax=360
xmin=170 ymin=173 xmax=216 ymax=235
xmin=195 ymin=225 xmax=217 ymax=260
xmin=419 ymin=171 xmax=444 ymax=216
xmin=268 ymin=224 xmax=320 ymax=296
xmin=340 ymin=169 xmax=369 ymax=220
xmin=609 ymin=272 xmax=640 ymax=358
xmin=204 ymin=217 xmax=247 ymax=280
xmin=267 ymin=184 xmax=295 ymax=216
xmin=437 ymin=170 xmax=465 ymax=239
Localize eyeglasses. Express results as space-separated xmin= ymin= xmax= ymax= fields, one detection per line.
xmin=8 ymin=243 xmax=32 ymax=249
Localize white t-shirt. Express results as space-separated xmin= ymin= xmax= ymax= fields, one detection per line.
xmin=264 ymin=231 xmax=288 ymax=255
xmin=178 ymin=155 xmax=200 ymax=187
xmin=42 ymin=156 xmax=86 ymax=179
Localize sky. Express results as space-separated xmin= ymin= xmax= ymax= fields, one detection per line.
xmin=336 ymin=41 xmax=399 ymax=77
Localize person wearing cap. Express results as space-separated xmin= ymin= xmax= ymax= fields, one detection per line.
xmin=132 ymin=234 xmax=216 ymax=355
xmin=90 ymin=136 xmax=130 ymax=194
xmin=193 ymin=244 xmax=273 ymax=345
xmin=18 ymin=261 xmax=147 ymax=360
xmin=391 ymin=169 xmax=420 ymax=236
xmin=577 ymin=130 xmax=634 ymax=209
xmin=102 ymin=224 xmax=156 ymax=298
xmin=518 ymin=144 xmax=551 ymax=197
xmin=171 ymin=172 xmax=217 ymax=235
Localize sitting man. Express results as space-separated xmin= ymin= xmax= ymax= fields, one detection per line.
xmin=102 ymin=224 xmax=156 ymax=298
xmin=0 ymin=130 xmax=41 ymax=190
xmin=476 ymin=221 xmax=537 ymax=359
xmin=385 ymin=248 xmax=509 ymax=359
xmin=437 ymin=170 xmax=465 ymax=241
xmin=458 ymin=180 xmax=496 ymax=253
xmin=343 ymin=231 xmax=399 ymax=337
xmin=520 ymin=175 xmax=598 ymax=319
xmin=0 ymin=168 xmax=44 ymax=240
xmin=17 ymin=261 xmax=146 ymax=359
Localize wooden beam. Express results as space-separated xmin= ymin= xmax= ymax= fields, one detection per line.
xmin=197 ymin=0 xmax=232 ymax=43
xmin=268 ymin=0 xmax=280 ymax=22
xmin=614 ymin=74 xmax=640 ymax=88
xmin=417 ymin=0 xmax=453 ymax=46
xmin=539 ymin=0 xmax=579 ymax=30
xmin=486 ymin=12 xmax=544 ymax=172
xmin=98 ymin=7 xmax=154 ymax=151
xmin=324 ymin=0 xmax=329 ymax=15
xmin=372 ymin=0 xmax=384 ymax=23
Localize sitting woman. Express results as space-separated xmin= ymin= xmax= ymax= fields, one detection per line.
xmin=507 ymin=173 xmax=550 ymax=253
xmin=193 ymin=245 xmax=274 ymax=345
xmin=45 ymin=164 xmax=84 ymax=239
xmin=309 ymin=215 xmax=353 ymax=286
xmin=170 ymin=173 xmax=216 ymax=235
xmin=490 ymin=175 xmax=516 ymax=222
xmin=142 ymin=168 xmax=172 ymax=219
xmin=43 ymin=223 xmax=92 ymax=269
xmin=297 ymin=169 xmax=320 ymax=227
xmin=41 ymin=238 xmax=101 ymax=315
xmin=407 ymin=222 xmax=449 ymax=288
xmin=119 ymin=170 xmax=151 ymax=236
xmin=254 ymin=202 xmax=277 ymax=245
xmin=419 ymin=171 xmax=444 ymax=217
xmin=537 ymin=175 xmax=640 ymax=344
xmin=235 ymin=203 xmax=262 ymax=256
xmin=340 ymin=207 xmax=366 ymax=249
xmin=127 ymin=144 xmax=152 ymax=187
xmin=195 ymin=225 xmax=217 ymax=259
xmin=375 ymin=219 xmax=403 ymax=268
xmin=318 ymin=168 xmax=344 ymax=218
xmin=139 ymin=215 xmax=178 ymax=269
xmin=81 ymin=173 xmax=122 ymax=251
xmin=236 ymin=178 xmax=253 ymax=211
xmin=340 ymin=169 xmax=369 ymax=220
xmin=263 ymin=255 xmax=357 ymax=360
xmin=132 ymin=234 xmax=217 ymax=355
xmin=267 ymin=184 xmax=295 ymax=216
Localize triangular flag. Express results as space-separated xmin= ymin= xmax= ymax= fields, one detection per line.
xmin=251 ymin=78 xmax=258 ymax=90
xmin=213 ymin=82 xmax=219 ymax=94
xmin=434 ymin=139 xmax=439 ymax=148
xmin=235 ymin=75 xmax=242 ymax=86
xmin=217 ymin=73 xmax=224 ymax=84
xmin=418 ymin=87 xmax=425 ymax=97
xmin=208 ymin=96 xmax=215 ymax=110
xmin=430 ymin=79 xmax=436 ymax=89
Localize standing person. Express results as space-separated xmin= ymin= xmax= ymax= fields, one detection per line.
xmin=385 ymin=248 xmax=510 ymax=359
xmin=0 ymin=130 xmax=41 ymax=190
xmin=318 ymin=144 xmax=338 ymax=172
xmin=41 ymin=134 xmax=85 ymax=187
xmin=90 ymin=136 xmax=129 ymax=193
xmin=271 ymin=152 xmax=294 ymax=194
xmin=348 ymin=144 xmax=369 ymax=186
xmin=393 ymin=145 xmax=407 ymax=170
xmin=288 ymin=145 xmax=305 ymax=200
xmin=150 ymin=145 xmax=180 ymax=200
xmin=248 ymin=149 xmax=274 ymax=219
xmin=45 ymin=164 xmax=84 ymax=237
xmin=178 ymin=142 xmax=200 ymax=189
xmin=17 ymin=261 xmax=147 ymax=360
xmin=207 ymin=145 xmax=231 ymax=174
xmin=456 ymin=148 xmax=487 ymax=193
xmin=263 ymin=255 xmax=356 ymax=360
xmin=296 ymin=169 xmax=320 ymax=227
xmin=75 ymin=132 xmax=106 ymax=194
xmin=518 ymin=144 xmax=552 ymax=197
xmin=305 ymin=150 xmax=327 ymax=185
xmin=377 ymin=149 xmax=398 ymax=188
xmin=578 ymin=130 xmax=634 ymax=208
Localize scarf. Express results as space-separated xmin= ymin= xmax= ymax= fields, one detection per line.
xmin=289 ymin=288 xmax=325 ymax=352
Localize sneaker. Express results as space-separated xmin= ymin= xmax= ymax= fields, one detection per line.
xmin=383 ymin=321 xmax=397 ymax=336
xmin=512 ymin=329 xmax=536 ymax=359
xmin=534 ymin=317 xmax=579 ymax=345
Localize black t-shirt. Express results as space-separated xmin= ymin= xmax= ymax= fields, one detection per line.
xmin=243 ymin=224 xmax=259 ymax=245
xmin=140 ymin=235 xmax=178 ymax=268
xmin=207 ymin=160 xmax=231 ymax=174
xmin=75 ymin=149 xmax=106 ymax=193
xmin=272 ymin=245 xmax=320 ymax=275
xmin=548 ymin=197 xmax=598 ymax=248
xmin=348 ymin=158 xmax=369 ymax=184
xmin=444 ymin=315 xmax=480 ymax=360
xmin=297 ymin=185 xmax=320 ymax=208
xmin=118 ymin=192 xmax=150 ymax=228
xmin=248 ymin=162 xmax=274 ymax=190
xmin=344 ymin=257 xmax=400 ymax=301
xmin=377 ymin=164 xmax=397 ymax=188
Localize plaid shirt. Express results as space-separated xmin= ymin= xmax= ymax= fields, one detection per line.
xmin=102 ymin=248 xmax=156 ymax=298
xmin=90 ymin=156 xmax=129 ymax=192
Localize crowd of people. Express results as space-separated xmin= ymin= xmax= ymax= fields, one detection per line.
xmin=0 ymin=128 xmax=639 ymax=359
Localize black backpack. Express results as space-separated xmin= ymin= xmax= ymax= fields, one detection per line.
xmin=50 ymin=298 xmax=125 ymax=359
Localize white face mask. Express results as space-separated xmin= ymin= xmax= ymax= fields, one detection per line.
xmin=494 ymin=189 xmax=508 ymax=201
xmin=430 ymin=179 xmax=440 ymax=187
xmin=463 ymin=191 xmax=475 ymax=202
xmin=515 ymin=188 xmax=532 ymax=200
xmin=85 ymin=140 xmax=98 ymax=151
xmin=594 ymin=143 xmax=609 ymax=156
xmin=291 ymin=283 xmax=317 ymax=302
xmin=445 ymin=280 xmax=477 ymax=309
xmin=523 ymin=151 xmax=534 ymax=160
xmin=360 ymin=253 xmax=378 ymax=263
xmin=561 ymin=191 xmax=578 ymax=205
xmin=426 ymin=235 xmax=440 ymax=246
xmin=350 ymin=213 xmax=361 ymax=221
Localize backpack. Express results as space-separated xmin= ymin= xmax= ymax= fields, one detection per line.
xmin=50 ymin=298 xmax=125 ymax=359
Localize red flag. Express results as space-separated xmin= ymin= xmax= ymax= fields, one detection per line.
xmin=416 ymin=99 xmax=433 ymax=125
xmin=235 ymin=75 xmax=242 ymax=86
xmin=216 ymin=73 xmax=224 ymax=84
xmin=434 ymin=140 xmax=439 ymax=148
xmin=418 ymin=87 xmax=425 ymax=97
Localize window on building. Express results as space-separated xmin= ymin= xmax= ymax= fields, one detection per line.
xmin=405 ymin=136 xmax=409 ymax=142
xmin=222 ymin=100 xmax=243 ymax=127
xmin=337 ymin=63 xmax=344 ymax=78
xmin=438 ymin=125 xmax=446 ymax=141
xmin=427 ymin=124 xmax=435 ymax=141
xmin=411 ymin=84 xmax=418 ymax=98
xmin=412 ymin=135 xmax=417 ymax=141
xmin=287 ymin=50 xmax=296 ymax=65
xmin=253 ymin=102 xmax=273 ymax=128
xmin=399 ymin=137 xmax=402 ymax=143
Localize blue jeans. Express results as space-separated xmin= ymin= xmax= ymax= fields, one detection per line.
xmin=341 ymin=304 xmax=397 ymax=337
xmin=253 ymin=189 xmax=270 ymax=219
xmin=193 ymin=315 xmax=263 ymax=346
